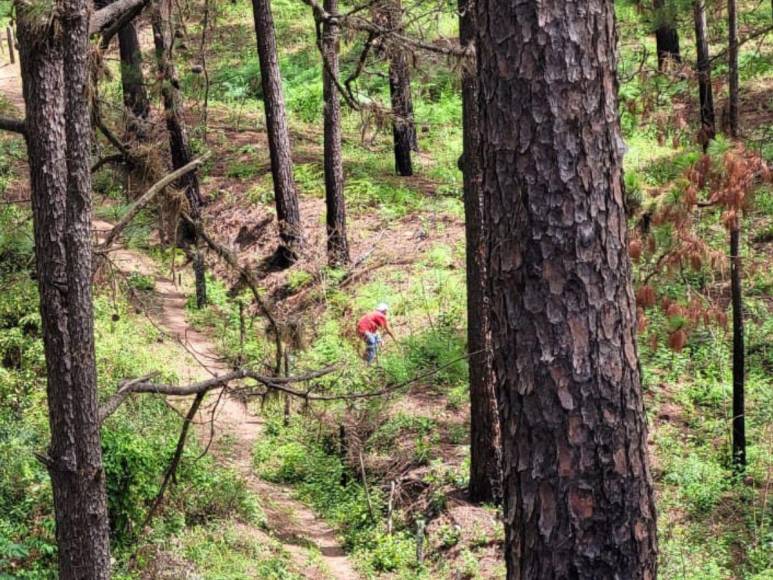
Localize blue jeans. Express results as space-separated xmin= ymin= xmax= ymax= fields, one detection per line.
xmin=363 ymin=332 xmax=382 ymax=364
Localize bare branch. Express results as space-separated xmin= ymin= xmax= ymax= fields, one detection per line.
xmin=97 ymin=152 xmax=211 ymax=252
xmin=183 ymin=212 xmax=285 ymax=369
xmin=90 ymin=0 xmax=150 ymax=38
xmin=91 ymin=153 xmax=127 ymax=173
xmin=98 ymin=365 xmax=341 ymax=422
xmin=0 ymin=116 xmax=26 ymax=136
xmin=299 ymin=0 xmax=467 ymax=57
xmin=141 ymin=391 xmax=205 ymax=529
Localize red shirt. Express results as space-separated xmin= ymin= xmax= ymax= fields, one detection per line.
xmin=357 ymin=311 xmax=387 ymax=336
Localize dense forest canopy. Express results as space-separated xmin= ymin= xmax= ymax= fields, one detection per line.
xmin=0 ymin=0 xmax=770 ymax=578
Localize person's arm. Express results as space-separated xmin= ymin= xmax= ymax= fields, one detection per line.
xmin=384 ymin=319 xmax=397 ymax=342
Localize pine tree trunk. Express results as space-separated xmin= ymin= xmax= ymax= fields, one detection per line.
xmin=476 ymin=1 xmax=658 ymax=577
xmin=459 ymin=0 xmax=501 ymax=505
xmin=17 ymin=2 xmax=111 ymax=577
xmin=152 ymin=0 xmax=207 ymax=308
xmin=693 ymin=0 xmax=716 ymax=145
xmin=322 ymin=0 xmax=350 ymax=267
xmin=727 ymin=0 xmax=739 ymax=137
xmin=653 ymin=0 xmax=681 ymax=70
xmin=251 ymin=0 xmax=302 ymax=265
xmin=730 ymin=224 xmax=745 ymax=471
xmin=386 ymin=0 xmax=416 ymax=176
xmin=94 ymin=0 xmax=150 ymax=139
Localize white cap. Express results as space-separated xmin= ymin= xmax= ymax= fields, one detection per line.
xmin=376 ymin=303 xmax=389 ymax=313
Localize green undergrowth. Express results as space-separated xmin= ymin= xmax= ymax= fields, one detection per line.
xmin=253 ymin=412 xmax=425 ymax=578
xmin=0 ymin=209 xmax=264 ymax=578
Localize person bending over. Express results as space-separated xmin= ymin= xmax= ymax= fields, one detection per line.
xmin=356 ymin=303 xmax=396 ymax=364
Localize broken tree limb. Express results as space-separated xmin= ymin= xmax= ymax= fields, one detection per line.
xmin=98 ymin=373 xmax=159 ymax=424
xmin=182 ymin=212 xmax=285 ymax=371
xmin=97 ymin=152 xmax=211 ymax=252
xmin=98 ymin=365 xmax=340 ymax=423
xmin=141 ymin=391 xmax=205 ymax=529
xmin=90 ymin=0 xmax=150 ymax=37
xmin=91 ymin=153 xmax=127 ymax=173
xmin=0 ymin=116 xmax=26 ymax=136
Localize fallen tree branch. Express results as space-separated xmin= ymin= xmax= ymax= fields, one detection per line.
xmin=183 ymin=213 xmax=285 ymax=372
xmin=97 ymin=152 xmax=211 ymax=252
xmin=98 ymin=365 xmax=340 ymax=422
xmin=91 ymin=153 xmax=127 ymax=173
xmin=90 ymin=0 xmax=150 ymax=37
xmin=141 ymin=391 xmax=205 ymax=529
xmin=0 ymin=116 xmax=26 ymax=136
xmin=98 ymin=373 xmax=159 ymax=424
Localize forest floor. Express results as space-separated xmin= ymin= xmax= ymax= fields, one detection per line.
xmin=93 ymin=218 xmax=358 ymax=580
xmin=1 ymin=59 xmax=359 ymax=580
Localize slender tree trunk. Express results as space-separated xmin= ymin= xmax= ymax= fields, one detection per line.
xmin=459 ymin=0 xmax=501 ymax=505
xmin=322 ymin=0 xmax=349 ymax=267
xmin=694 ymin=0 xmax=716 ymax=146
xmin=727 ymin=0 xmax=739 ymax=137
xmin=385 ymin=0 xmax=416 ymax=176
xmin=476 ymin=1 xmax=658 ymax=577
xmin=152 ymin=0 xmax=207 ymax=308
xmin=95 ymin=0 xmax=150 ymax=137
xmin=653 ymin=0 xmax=681 ymax=70
xmin=251 ymin=0 xmax=302 ymax=265
xmin=118 ymin=20 xmax=150 ymax=137
xmin=17 ymin=2 xmax=111 ymax=577
xmin=730 ymin=224 xmax=745 ymax=471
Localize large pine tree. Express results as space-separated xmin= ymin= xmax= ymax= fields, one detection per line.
xmin=476 ymin=1 xmax=658 ymax=577
xmin=17 ymin=0 xmax=112 ymax=576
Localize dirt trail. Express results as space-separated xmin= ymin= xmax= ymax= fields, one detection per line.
xmin=97 ymin=225 xmax=358 ymax=580
xmin=2 ymin=53 xmax=357 ymax=578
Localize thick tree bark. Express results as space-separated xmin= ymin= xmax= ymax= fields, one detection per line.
xmin=653 ymin=0 xmax=681 ymax=70
xmin=385 ymin=0 xmax=417 ymax=176
xmin=730 ymin=224 xmax=745 ymax=471
xmin=459 ymin=0 xmax=501 ymax=505
xmin=152 ymin=0 xmax=207 ymax=308
xmin=322 ymin=0 xmax=350 ymax=267
xmin=476 ymin=1 xmax=658 ymax=578
xmin=251 ymin=0 xmax=302 ymax=265
xmin=693 ymin=0 xmax=716 ymax=146
xmin=727 ymin=0 xmax=739 ymax=137
xmin=17 ymin=2 xmax=111 ymax=577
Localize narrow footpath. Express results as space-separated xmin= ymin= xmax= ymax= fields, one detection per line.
xmin=93 ymin=221 xmax=358 ymax=580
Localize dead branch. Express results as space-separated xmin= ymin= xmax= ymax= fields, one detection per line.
xmin=300 ymin=0 xmax=467 ymax=57
xmin=313 ymin=13 xmax=362 ymax=110
xmin=90 ymin=0 xmax=151 ymax=37
xmin=345 ymin=31 xmax=376 ymax=103
xmin=98 ymin=373 xmax=159 ymax=424
xmin=0 ymin=116 xmax=26 ymax=136
xmin=97 ymin=152 xmax=211 ymax=252
xmin=183 ymin=213 xmax=285 ymax=371
xmin=98 ymin=365 xmax=341 ymax=422
xmin=141 ymin=391 xmax=205 ymax=529
xmin=91 ymin=153 xmax=127 ymax=173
